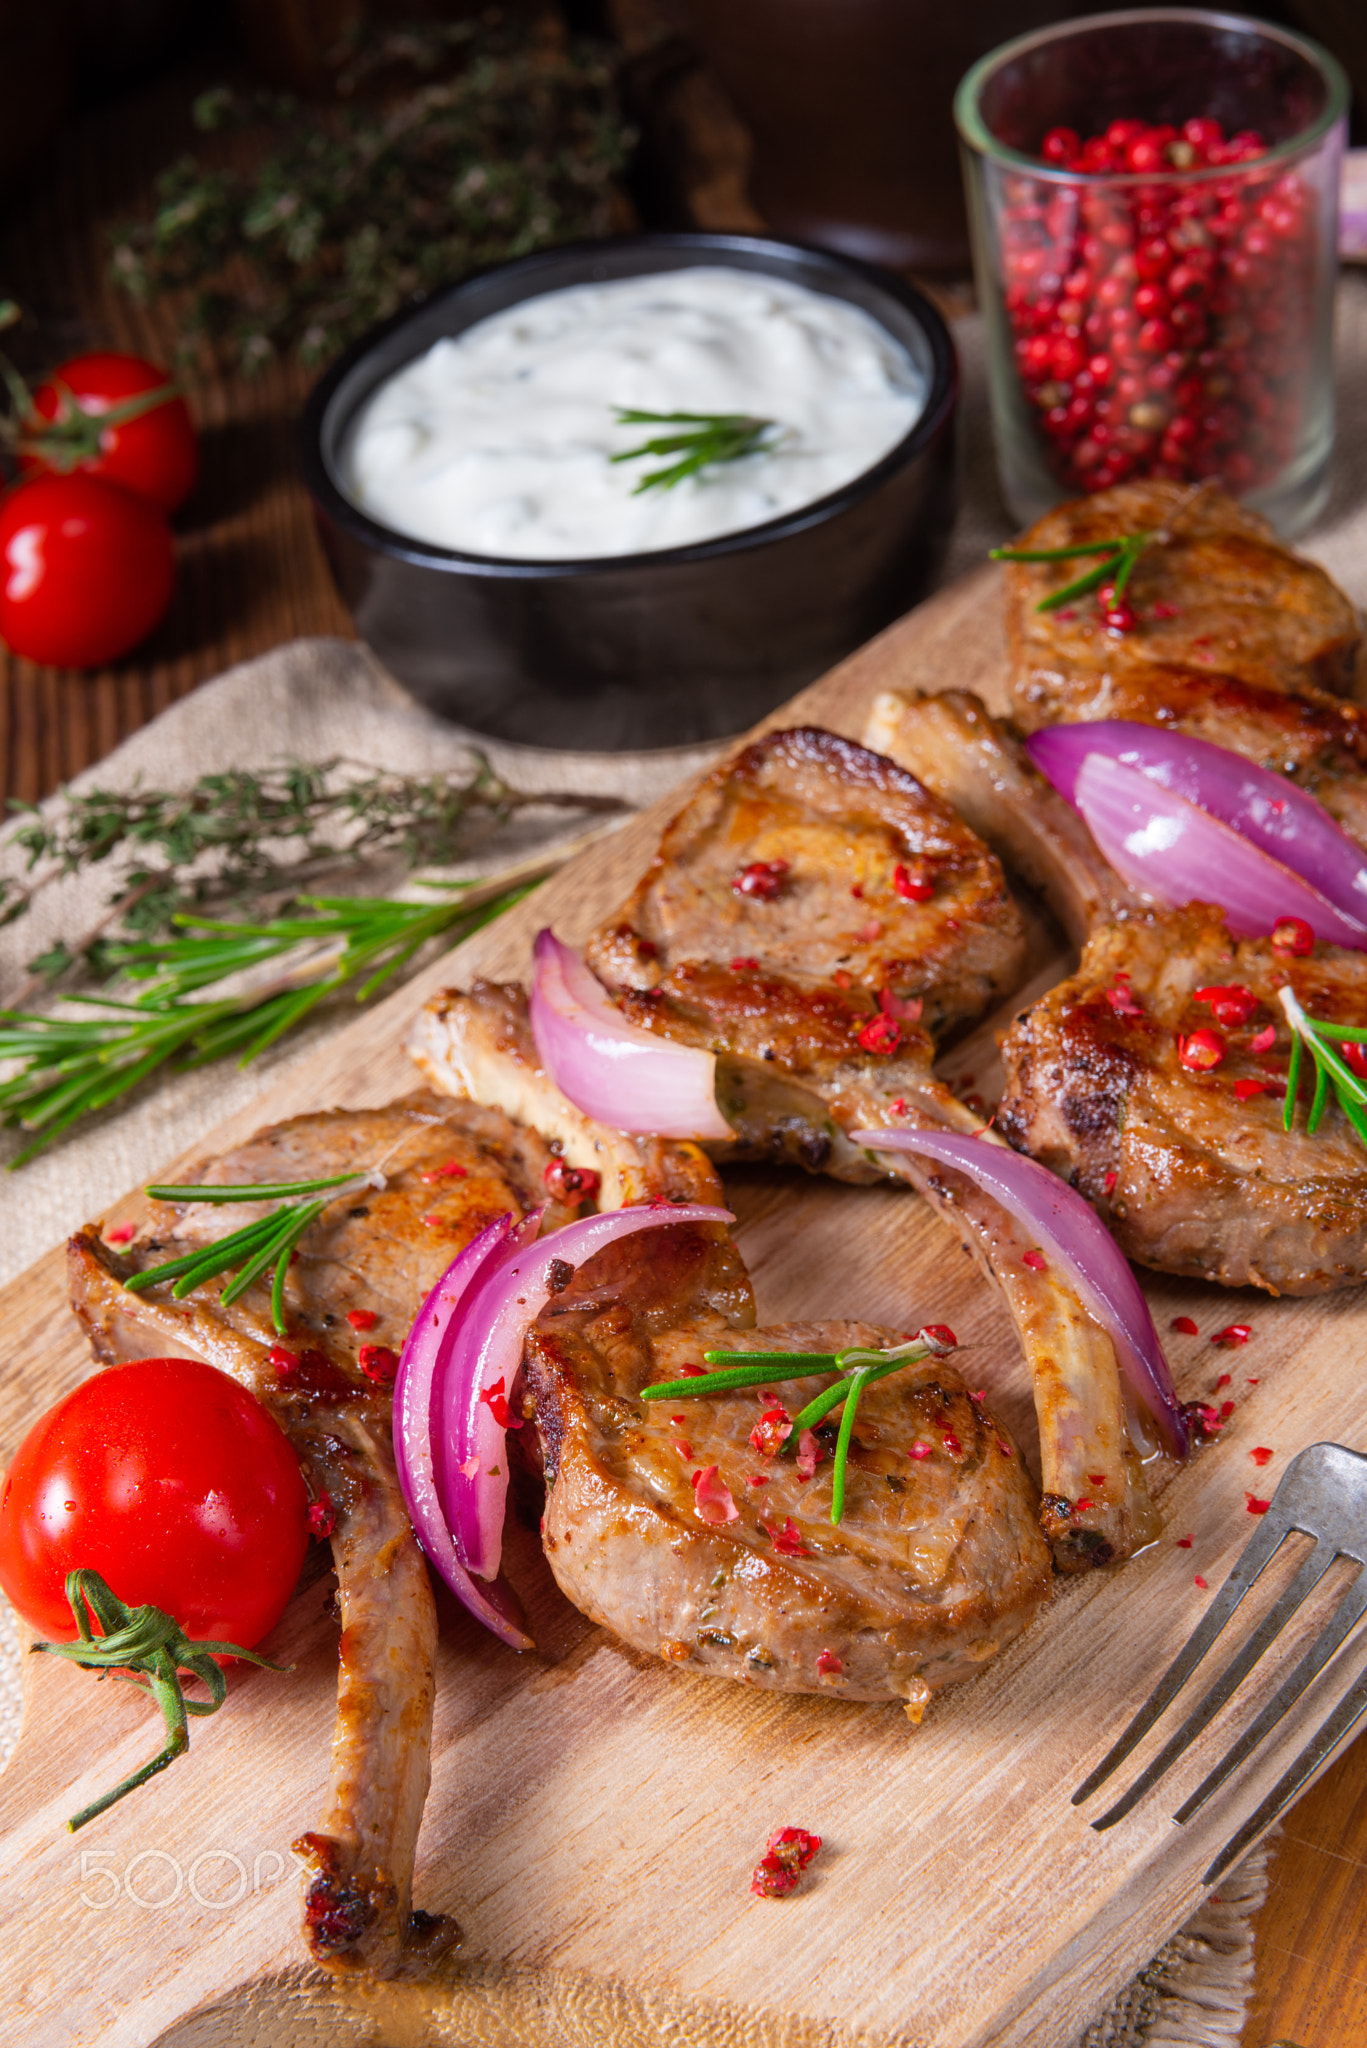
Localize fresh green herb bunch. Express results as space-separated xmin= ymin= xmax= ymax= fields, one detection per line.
xmin=108 ymin=12 xmax=636 ymax=374
xmin=0 ymin=868 xmax=542 ymax=1166
xmin=1 ymin=754 xmax=624 ymax=985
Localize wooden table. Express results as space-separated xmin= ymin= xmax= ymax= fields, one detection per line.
xmin=1 ymin=45 xmax=1364 ymax=2048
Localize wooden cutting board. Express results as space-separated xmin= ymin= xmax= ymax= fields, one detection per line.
xmin=1 ymin=566 xmax=1357 ymax=2048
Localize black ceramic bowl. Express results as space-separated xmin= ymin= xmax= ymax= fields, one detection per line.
xmin=298 ymin=232 xmax=959 ymax=750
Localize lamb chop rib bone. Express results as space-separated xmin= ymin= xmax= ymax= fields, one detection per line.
xmin=66 ymin=1095 xmax=562 ymax=1978
xmin=863 ymin=686 xmax=1141 ymax=950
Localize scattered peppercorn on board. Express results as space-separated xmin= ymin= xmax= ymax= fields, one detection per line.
xmin=0 ymin=564 xmax=1358 ymax=2048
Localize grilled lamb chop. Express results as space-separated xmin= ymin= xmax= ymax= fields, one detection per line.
xmin=996 ymin=906 xmax=1367 ymax=1296
xmin=67 ymin=1093 xmax=559 ymax=1978
xmin=568 ymin=725 xmax=1158 ymax=1569
xmin=582 ymin=723 xmax=1023 ymax=1177
xmin=863 ymin=690 xmax=1367 ymax=1297
xmin=1002 ymin=479 xmax=1361 ymax=726
xmin=524 ymin=1221 xmax=1051 ymax=1712
xmin=588 ymin=725 xmax=1027 ymax=1042
xmin=408 ymin=1003 xmax=1051 ymax=1702
xmin=412 ymin=972 xmax=1150 ymax=1568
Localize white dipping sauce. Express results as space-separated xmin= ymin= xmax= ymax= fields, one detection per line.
xmin=342 ymin=267 xmax=927 ymax=560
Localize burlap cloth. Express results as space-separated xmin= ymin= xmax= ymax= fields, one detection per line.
xmin=8 ymin=276 xmax=1367 ymax=2041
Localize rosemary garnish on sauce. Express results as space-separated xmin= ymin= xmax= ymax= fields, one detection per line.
xmin=32 ymin=1569 xmax=289 ymax=1831
xmin=611 ymin=409 xmax=779 ymax=493
xmin=641 ymin=1326 xmax=957 ymax=1526
xmin=1278 ymin=987 xmax=1367 ymax=1147
xmin=990 ymin=528 xmax=1156 ymax=612
xmin=123 ymin=1169 xmax=383 ymax=1336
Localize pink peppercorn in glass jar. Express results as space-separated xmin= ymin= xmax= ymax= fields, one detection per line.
xmin=955 ymin=9 xmax=1348 ymax=534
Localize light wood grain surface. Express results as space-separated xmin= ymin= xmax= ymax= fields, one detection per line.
xmin=2 ymin=570 xmax=1365 ymax=2048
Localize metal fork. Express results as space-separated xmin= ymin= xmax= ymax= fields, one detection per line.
xmin=1072 ymin=1441 xmax=1367 ymax=1886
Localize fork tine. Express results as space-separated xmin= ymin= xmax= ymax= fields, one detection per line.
xmin=1072 ymin=1507 xmax=1295 ymax=1806
xmin=1174 ymin=1565 xmax=1367 ymax=1826
xmin=1203 ymin=1651 xmax=1367 ymax=1887
xmin=1088 ymin=1541 xmax=1337 ymax=1830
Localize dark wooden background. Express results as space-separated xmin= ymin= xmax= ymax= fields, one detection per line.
xmin=1 ymin=17 xmax=1365 ymax=2045
xmin=0 ymin=50 xmax=353 ymax=808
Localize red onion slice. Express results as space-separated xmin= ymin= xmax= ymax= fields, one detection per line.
xmin=1029 ymin=721 xmax=1367 ymax=937
xmin=529 ymin=927 xmax=733 ymax=1140
xmin=395 ymin=1198 xmax=735 ymax=1649
xmin=445 ymin=1200 xmax=733 ymax=1579
xmin=1070 ymin=755 xmax=1367 ymax=947
xmin=392 ymin=1213 xmax=535 ymax=1651
xmin=849 ymin=1127 xmax=1188 ymax=1457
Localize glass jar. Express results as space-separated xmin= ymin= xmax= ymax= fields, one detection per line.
xmin=955 ymin=9 xmax=1348 ymax=534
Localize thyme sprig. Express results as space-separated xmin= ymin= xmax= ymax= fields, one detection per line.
xmin=32 ymin=1569 xmax=288 ymax=1831
xmin=990 ymin=529 xmax=1156 ymax=612
xmin=124 ymin=1169 xmax=382 ymax=1335
xmin=641 ymin=1327 xmax=957 ymax=1525
xmin=0 ymin=862 xmax=545 ymax=1167
xmin=1 ymin=753 xmax=625 ymax=979
xmin=1278 ymin=987 xmax=1367 ymax=1147
xmin=611 ymin=409 xmax=779 ymax=493
xmin=107 ymin=14 xmax=634 ymax=374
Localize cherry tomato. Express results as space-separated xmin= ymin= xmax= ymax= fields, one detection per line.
xmin=0 ymin=1358 xmax=309 ymax=1647
xmin=0 ymin=473 xmax=174 ymax=668
xmin=19 ymin=352 xmax=198 ymax=513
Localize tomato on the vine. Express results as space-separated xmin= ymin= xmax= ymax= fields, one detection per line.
xmin=19 ymin=352 xmax=198 ymax=513
xmin=0 ymin=473 xmax=174 ymax=667
xmin=0 ymin=1358 xmax=310 ymax=1647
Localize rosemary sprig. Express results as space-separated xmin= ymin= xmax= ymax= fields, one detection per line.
xmin=990 ymin=529 xmax=1156 ymax=611
xmin=1278 ymin=987 xmax=1367 ymax=1147
xmin=1 ymin=752 xmax=625 ymax=976
xmin=32 ymin=1569 xmax=288 ymax=1831
xmin=0 ymin=864 xmax=542 ymax=1167
xmin=641 ymin=1328 xmax=957 ymax=1525
xmin=611 ymin=409 xmax=778 ymax=493
xmin=124 ymin=1169 xmax=378 ymax=1334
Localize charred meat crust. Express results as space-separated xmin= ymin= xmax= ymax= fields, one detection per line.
xmin=998 ymin=907 xmax=1367 ymax=1294
xmin=586 ymin=724 xmax=1027 ymax=1042
xmin=67 ymin=1093 xmax=554 ymax=1977
xmin=1002 ymin=480 xmax=1361 ymax=712
xmin=524 ymin=1234 xmax=1051 ymax=1703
